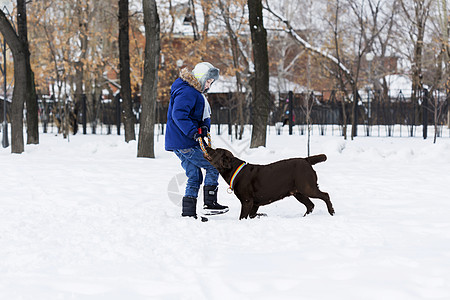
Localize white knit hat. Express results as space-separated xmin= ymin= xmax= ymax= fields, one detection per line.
xmin=192 ymin=62 xmax=220 ymax=91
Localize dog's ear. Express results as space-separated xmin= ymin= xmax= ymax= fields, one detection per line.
xmin=219 ymin=154 xmax=232 ymax=169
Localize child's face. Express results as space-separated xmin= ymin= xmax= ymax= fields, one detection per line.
xmin=204 ymin=79 xmax=215 ymax=92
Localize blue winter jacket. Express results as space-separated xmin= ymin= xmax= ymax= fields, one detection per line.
xmin=165 ymin=69 xmax=211 ymax=151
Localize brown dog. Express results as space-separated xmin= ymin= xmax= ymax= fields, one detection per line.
xmin=204 ymin=146 xmax=335 ymax=219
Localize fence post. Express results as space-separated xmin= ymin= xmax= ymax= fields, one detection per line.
xmin=354 ymin=93 xmax=359 ymax=137
xmin=42 ymin=96 xmax=48 ymax=134
xmin=288 ymin=91 xmax=293 ymax=135
xmin=217 ymin=107 xmax=221 ymax=135
xmin=447 ymin=94 xmax=450 ymax=129
xmin=115 ymin=93 xmax=121 ymax=135
xmin=423 ymin=88 xmax=428 ymax=139
xmin=82 ymin=94 xmax=87 ymax=134
xmin=228 ymin=93 xmax=232 ymax=135
xmin=2 ymin=38 xmax=9 ymax=148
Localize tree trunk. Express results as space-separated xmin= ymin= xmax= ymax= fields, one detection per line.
xmin=401 ymin=0 xmax=431 ymax=132
xmin=248 ymin=0 xmax=270 ymax=148
xmin=448 ymin=95 xmax=450 ymax=129
xmin=138 ymin=0 xmax=160 ymax=158
xmin=341 ymin=97 xmax=348 ymax=140
xmin=218 ymin=0 xmax=245 ymax=139
xmin=17 ymin=0 xmax=39 ymax=145
xmin=351 ymin=87 xmax=358 ymax=139
xmin=74 ymin=61 xmax=83 ymax=135
xmin=411 ymin=36 xmax=424 ymax=130
xmin=0 ymin=9 xmax=28 ymax=153
xmin=11 ymin=55 xmax=27 ymax=153
xmin=119 ymin=0 xmax=136 ymax=142
xmin=188 ymin=0 xmax=200 ymax=40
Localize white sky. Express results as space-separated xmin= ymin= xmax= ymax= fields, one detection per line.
xmin=0 ymin=0 xmax=13 ymax=13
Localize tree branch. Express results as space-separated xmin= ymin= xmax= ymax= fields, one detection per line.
xmin=0 ymin=9 xmax=23 ymax=56
xmin=262 ymin=0 xmax=354 ymax=85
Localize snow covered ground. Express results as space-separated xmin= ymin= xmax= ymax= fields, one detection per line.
xmin=1 ymin=125 xmax=450 ymax=300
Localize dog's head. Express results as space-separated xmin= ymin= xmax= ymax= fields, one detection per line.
xmin=204 ymin=146 xmax=236 ymax=171
xmin=204 ymin=146 xmax=247 ymax=187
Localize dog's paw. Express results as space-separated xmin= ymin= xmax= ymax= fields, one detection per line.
xmin=303 ymin=207 xmax=315 ymax=217
xmin=250 ymin=213 xmax=268 ymax=219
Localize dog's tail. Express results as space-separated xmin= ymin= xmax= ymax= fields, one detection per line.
xmin=306 ymin=154 xmax=327 ymax=165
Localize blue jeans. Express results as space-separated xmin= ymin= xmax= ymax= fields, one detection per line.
xmin=174 ymin=145 xmax=219 ymax=198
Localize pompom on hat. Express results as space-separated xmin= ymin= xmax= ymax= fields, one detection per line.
xmin=192 ymin=62 xmax=220 ymax=91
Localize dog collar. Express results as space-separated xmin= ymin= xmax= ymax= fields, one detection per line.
xmin=228 ymin=162 xmax=247 ymax=193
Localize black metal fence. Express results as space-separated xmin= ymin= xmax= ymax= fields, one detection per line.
xmin=32 ymin=88 xmax=449 ymax=138
xmin=273 ymin=89 xmax=449 ymax=138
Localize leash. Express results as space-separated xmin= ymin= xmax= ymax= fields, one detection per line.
xmin=197 ymin=132 xmax=212 ymax=160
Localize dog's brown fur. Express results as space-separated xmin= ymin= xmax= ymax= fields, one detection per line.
xmin=204 ymin=146 xmax=335 ymax=219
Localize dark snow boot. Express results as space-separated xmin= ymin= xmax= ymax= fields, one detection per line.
xmin=181 ymin=196 xmax=208 ymax=222
xmin=203 ymin=186 xmax=229 ymax=215
xmin=181 ymin=196 xmax=197 ymax=217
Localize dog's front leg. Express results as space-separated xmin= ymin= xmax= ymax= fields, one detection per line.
xmin=239 ymin=199 xmax=253 ymax=220
xmin=249 ymin=204 xmax=260 ymax=218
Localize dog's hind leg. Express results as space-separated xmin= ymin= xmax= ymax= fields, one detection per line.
xmin=294 ymin=193 xmax=315 ymax=217
xmin=310 ymin=190 xmax=334 ymax=216
xmin=239 ymin=200 xmax=253 ymax=220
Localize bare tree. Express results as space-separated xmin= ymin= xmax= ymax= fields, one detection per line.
xmin=347 ymin=0 xmax=374 ymax=139
xmin=299 ymin=92 xmax=314 ymax=155
xmin=399 ymin=0 xmax=433 ymax=132
xmin=264 ymin=1 xmax=354 ymax=85
xmin=187 ymin=0 xmax=200 ymax=40
xmin=0 ymin=4 xmax=30 ymax=153
xmin=429 ymin=0 xmax=449 ymax=128
xmin=16 ymin=0 xmax=39 ymax=145
xmin=429 ymin=92 xmax=447 ymax=143
xmin=266 ymin=0 xmax=397 ymax=140
xmin=265 ymin=0 xmax=355 ymax=139
xmin=200 ymin=0 xmax=212 ymax=38
xmin=439 ymin=0 xmax=450 ymax=128
xmin=329 ymin=0 xmax=350 ymax=139
xmin=369 ymin=0 xmax=399 ymax=99
xmin=119 ymin=0 xmax=136 ymax=142
xmin=248 ymin=0 xmax=270 ymax=148
xmin=138 ymin=0 xmax=160 ymax=158
xmin=218 ymin=0 xmax=249 ymax=139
